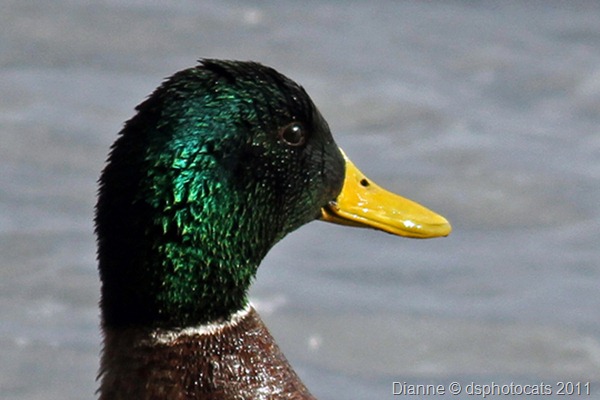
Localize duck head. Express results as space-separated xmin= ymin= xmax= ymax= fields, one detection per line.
xmin=95 ymin=60 xmax=450 ymax=329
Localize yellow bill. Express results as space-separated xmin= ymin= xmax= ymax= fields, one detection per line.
xmin=321 ymin=150 xmax=451 ymax=238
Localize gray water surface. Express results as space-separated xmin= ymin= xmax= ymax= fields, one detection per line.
xmin=1 ymin=1 xmax=599 ymax=399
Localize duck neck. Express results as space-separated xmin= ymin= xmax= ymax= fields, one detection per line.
xmin=97 ymin=195 xmax=277 ymax=329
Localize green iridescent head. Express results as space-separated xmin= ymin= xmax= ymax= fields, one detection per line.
xmin=96 ymin=60 xmax=344 ymax=328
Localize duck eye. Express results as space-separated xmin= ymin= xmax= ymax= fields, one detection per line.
xmin=278 ymin=122 xmax=306 ymax=147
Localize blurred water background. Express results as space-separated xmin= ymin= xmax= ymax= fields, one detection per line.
xmin=1 ymin=1 xmax=599 ymax=399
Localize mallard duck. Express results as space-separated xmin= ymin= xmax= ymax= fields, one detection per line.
xmin=95 ymin=59 xmax=451 ymax=399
